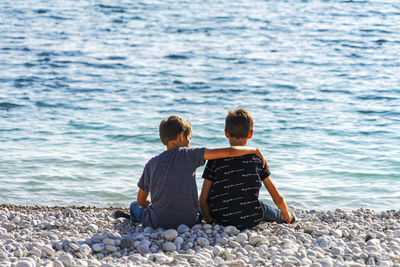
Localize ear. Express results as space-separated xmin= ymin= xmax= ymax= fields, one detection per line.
xmin=178 ymin=131 xmax=185 ymax=141
xmin=225 ymin=129 xmax=230 ymax=138
xmin=247 ymin=129 xmax=253 ymax=139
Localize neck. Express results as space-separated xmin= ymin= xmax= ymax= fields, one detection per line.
xmin=229 ymin=138 xmax=248 ymax=147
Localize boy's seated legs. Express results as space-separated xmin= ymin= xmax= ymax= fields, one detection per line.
xmin=130 ymin=201 xmax=144 ymax=223
xmin=260 ymin=201 xmax=285 ymax=223
xmin=260 ymin=201 xmax=296 ymax=224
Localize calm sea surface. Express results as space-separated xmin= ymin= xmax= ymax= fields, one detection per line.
xmin=1 ymin=0 xmax=399 ymax=210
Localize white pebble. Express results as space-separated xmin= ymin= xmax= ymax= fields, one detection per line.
xmin=235 ymin=233 xmax=248 ymax=244
xmin=15 ymin=261 xmax=33 ymax=267
xmin=197 ymin=237 xmax=210 ymax=247
xmin=87 ymin=224 xmax=98 ymax=232
xmin=41 ymin=245 xmax=56 ymax=257
xmin=163 ymin=242 xmax=176 ymax=252
xmin=177 ymin=224 xmax=190 ymax=233
xmin=70 ymin=243 xmax=79 ymax=251
xmin=92 ymin=243 xmax=104 ymax=252
xmin=79 ymin=244 xmax=92 ymax=256
xmin=144 ymin=226 xmax=153 ymax=233
xmin=174 ymin=236 xmax=184 ymax=245
xmin=331 ymin=247 xmax=343 ymax=255
xmin=59 ymin=254 xmax=74 ymax=267
xmin=203 ymin=224 xmax=212 ymax=230
xmin=103 ymin=238 xmax=114 ymax=245
xmin=249 ymin=235 xmax=264 ymax=245
xmin=105 ymin=245 xmax=117 ymax=253
xmin=163 ymin=229 xmax=178 ymax=241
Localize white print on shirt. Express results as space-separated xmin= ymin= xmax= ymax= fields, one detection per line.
xmin=241 ymin=187 xmax=260 ymax=192
xmin=223 ymin=169 xmax=245 ymax=175
xmin=210 ymin=192 xmax=229 ymax=200
xmin=239 ymin=200 xmax=259 ymax=206
xmin=243 ymin=160 xmax=259 ymax=164
xmin=240 ymin=213 xmax=260 ymax=220
xmin=222 ymin=197 xmax=244 ymax=203
xmin=214 ymin=178 xmax=231 ymax=185
xmin=242 ymin=173 xmax=258 ymax=178
xmin=222 ymin=211 xmax=242 ymax=217
xmin=215 ymin=165 xmax=230 ymax=172
xmin=224 ymin=182 xmax=245 ymax=189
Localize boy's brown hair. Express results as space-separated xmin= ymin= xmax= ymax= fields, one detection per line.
xmin=159 ymin=116 xmax=192 ymax=145
xmin=225 ymin=108 xmax=254 ymax=138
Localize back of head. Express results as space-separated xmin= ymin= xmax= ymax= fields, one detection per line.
xmin=225 ymin=108 xmax=254 ymax=138
xmin=159 ymin=116 xmax=192 ymax=145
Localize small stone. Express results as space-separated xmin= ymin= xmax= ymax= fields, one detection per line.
xmin=79 ymin=244 xmax=91 ymax=256
xmin=92 ymin=243 xmax=104 ymax=252
xmin=228 ymin=240 xmax=241 ymax=248
xmin=137 ymin=244 xmax=151 ymax=255
xmin=59 ymin=254 xmax=74 ymax=267
xmin=103 ymin=238 xmax=115 ymax=245
xmin=163 ymin=242 xmax=177 ymax=252
xmin=224 ymin=226 xmax=238 ymax=235
xmin=52 ymin=260 xmax=64 ymax=267
xmin=174 ymin=236 xmax=184 ymax=245
xmin=177 ymin=224 xmax=190 ymax=233
xmin=249 ymin=235 xmax=264 ymax=245
xmin=394 ymin=230 xmax=400 ymax=238
xmin=105 ymin=245 xmax=117 ymax=253
xmin=220 ymin=259 xmax=246 ymax=267
xmin=15 ymin=261 xmax=33 ymax=267
xmin=29 ymin=247 xmax=42 ymax=257
xmin=317 ymin=257 xmax=333 ymax=267
xmin=197 ymin=237 xmax=210 ymax=247
xmin=235 ymin=233 xmax=248 ymax=244
xmin=331 ymin=247 xmax=343 ymax=255
xmin=305 ymin=225 xmax=319 ymax=232
xmin=2 ymin=223 xmax=16 ymax=232
xmin=144 ymin=226 xmax=153 ymax=233
xmin=87 ymin=224 xmax=98 ymax=232
xmin=216 ymin=237 xmax=229 ymax=245
xmin=41 ymin=245 xmax=56 ymax=257
xmin=120 ymin=238 xmax=132 ymax=249
xmin=192 ymin=224 xmax=202 ymax=230
xmin=203 ymin=224 xmax=212 ymax=230
xmin=164 ymin=229 xmax=178 ymax=241
xmin=70 ymin=243 xmax=79 ymax=251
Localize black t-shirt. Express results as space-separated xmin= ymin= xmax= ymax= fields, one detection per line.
xmin=202 ymin=154 xmax=271 ymax=229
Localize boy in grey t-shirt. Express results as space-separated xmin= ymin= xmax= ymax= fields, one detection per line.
xmin=115 ymin=115 xmax=267 ymax=229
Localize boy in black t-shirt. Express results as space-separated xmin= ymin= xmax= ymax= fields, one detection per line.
xmin=200 ymin=109 xmax=295 ymax=230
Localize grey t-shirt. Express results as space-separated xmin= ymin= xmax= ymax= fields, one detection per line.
xmin=138 ymin=147 xmax=205 ymax=229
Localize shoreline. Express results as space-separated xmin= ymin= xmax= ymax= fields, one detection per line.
xmin=1 ymin=205 xmax=399 ymax=266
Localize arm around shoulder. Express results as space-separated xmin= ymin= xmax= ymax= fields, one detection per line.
xmin=204 ymin=147 xmax=267 ymax=165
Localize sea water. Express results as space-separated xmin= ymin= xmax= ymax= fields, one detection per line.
xmin=1 ymin=0 xmax=399 ymax=210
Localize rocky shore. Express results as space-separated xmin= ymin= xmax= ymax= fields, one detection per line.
xmin=0 ymin=204 xmax=399 ymax=267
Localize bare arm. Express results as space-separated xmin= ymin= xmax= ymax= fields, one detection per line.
xmin=262 ymin=176 xmax=292 ymax=223
xmin=199 ymin=179 xmax=215 ymax=224
xmin=137 ymin=188 xmax=151 ymax=208
xmin=204 ymin=146 xmax=268 ymax=169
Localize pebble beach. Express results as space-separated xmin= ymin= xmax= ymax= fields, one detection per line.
xmin=1 ymin=205 xmax=399 ymax=267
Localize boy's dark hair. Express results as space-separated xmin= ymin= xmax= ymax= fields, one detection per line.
xmin=159 ymin=116 xmax=192 ymax=145
xmin=225 ymin=108 xmax=254 ymax=138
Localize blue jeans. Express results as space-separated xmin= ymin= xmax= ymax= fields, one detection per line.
xmin=130 ymin=201 xmax=144 ymax=224
xmin=260 ymin=201 xmax=285 ymax=223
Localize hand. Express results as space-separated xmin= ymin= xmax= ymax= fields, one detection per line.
xmin=255 ymin=148 xmax=269 ymax=169
xmin=281 ymin=211 xmax=292 ymax=224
